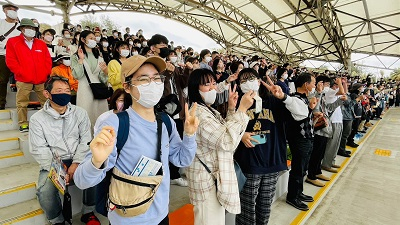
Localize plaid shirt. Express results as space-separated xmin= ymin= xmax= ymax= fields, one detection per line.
xmin=187 ymin=104 xmax=249 ymax=214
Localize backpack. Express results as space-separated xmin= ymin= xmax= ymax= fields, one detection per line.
xmin=95 ymin=111 xmax=172 ymax=217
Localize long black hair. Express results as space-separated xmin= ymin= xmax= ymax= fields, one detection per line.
xmin=187 ymin=68 xmax=217 ymax=106
xmin=112 ymin=41 xmax=129 ymax=60
xmin=77 ymin=30 xmax=100 ymax=59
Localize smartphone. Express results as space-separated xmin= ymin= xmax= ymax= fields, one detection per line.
xmin=251 ymin=134 xmax=267 ymax=146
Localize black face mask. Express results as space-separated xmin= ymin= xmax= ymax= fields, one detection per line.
xmin=158 ymin=47 xmax=169 ymax=58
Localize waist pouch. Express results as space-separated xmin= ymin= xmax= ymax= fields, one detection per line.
xmin=109 ymin=167 xmax=163 ymax=217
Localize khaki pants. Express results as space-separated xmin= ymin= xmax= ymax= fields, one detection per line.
xmin=193 ymin=186 xmax=225 ymax=225
xmin=16 ymin=81 xmax=46 ymax=126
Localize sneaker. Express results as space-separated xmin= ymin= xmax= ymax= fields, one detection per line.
xmin=80 ymin=212 xmax=100 ymax=225
xmin=171 ymin=178 xmax=188 ymax=187
xmin=316 ymin=174 xmax=331 ymax=181
xmin=286 ymin=198 xmax=309 ymax=211
xmin=298 ymin=193 xmax=314 ymax=202
xmin=306 ymin=178 xmax=325 ymax=187
xmin=332 ymin=164 xmax=341 ymax=169
xmin=19 ymin=124 xmax=29 ymax=133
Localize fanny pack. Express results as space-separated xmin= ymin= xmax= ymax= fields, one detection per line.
xmin=108 ymin=167 xmax=163 ymax=217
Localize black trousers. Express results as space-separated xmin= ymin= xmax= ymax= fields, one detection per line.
xmin=169 ymin=119 xmax=183 ymax=180
xmin=347 ymin=118 xmax=360 ymax=144
xmin=287 ymin=136 xmax=313 ymax=200
xmin=307 ymin=135 xmax=328 ymax=180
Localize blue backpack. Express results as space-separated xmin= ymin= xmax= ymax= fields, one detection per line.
xmin=95 ymin=111 xmax=172 ymax=217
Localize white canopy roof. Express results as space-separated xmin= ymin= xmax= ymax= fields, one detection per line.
xmin=3 ymin=0 xmax=400 ymax=69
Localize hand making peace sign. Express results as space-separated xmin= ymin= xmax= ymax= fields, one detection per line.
xmin=261 ymin=75 xmax=285 ymax=99
xmin=184 ymin=102 xmax=199 ymax=136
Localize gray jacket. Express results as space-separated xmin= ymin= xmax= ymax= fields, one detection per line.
xmin=312 ymin=92 xmax=343 ymax=138
xmin=29 ymin=100 xmax=92 ymax=171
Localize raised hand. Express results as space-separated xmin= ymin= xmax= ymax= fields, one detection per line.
xmin=241 ymin=132 xmax=257 ymax=148
xmin=228 ymin=84 xmax=239 ymax=110
xmin=309 ymin=97 xmax=318 ymax=110
xmin=99 ymin=62 xmax=107 ymax=74
xmin=184 ymin=103 xmax=199 ymax=136
xmin=238 ymin=90 xmax=256 ymax=113
xmin=78 ymin=47 xmax=85 ymax=60
xmin=90 ymin=126 xmax=116 ymax=169
xmin=316 ymin=81 xmax=324 ymax=93
xmin=166 ymin=62 xmax=175 ymax=72
xmin=340 ymin=95 xmax=347 ymax=101
xmin=261 ymin=75 xmax=285 ymax=99
xmin=227 ymin=73 xmax=238 ymax=83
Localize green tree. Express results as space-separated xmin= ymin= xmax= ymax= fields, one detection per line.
xmin=390 ymin=68 xmax=400 ymax=81
xmin=79 ymin=15 xmax=119 ymax=35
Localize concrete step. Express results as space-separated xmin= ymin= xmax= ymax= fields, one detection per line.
xmin=0 ymin=149 xmax=30 ymax=169
xmin=0 ymin=119 xmax=17 ymax=132
xmin=0 ymin=163 xmax=39 ymax=193
xmin=0 ymin=199 xmax=46 ymax=225
xmin=0 ymin=137 xmax=19 ymax=152
xmin=0 ymin=183 xmax=36 ymax=208
xmin=0 ymin=110 xmax=11 ymax=120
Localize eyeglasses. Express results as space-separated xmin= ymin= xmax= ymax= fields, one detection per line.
xmin=130 ymin=74 xmax=166 ymax=86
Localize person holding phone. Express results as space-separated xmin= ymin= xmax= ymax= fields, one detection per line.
xmin=234 ymin=68 xmax=311 ymax=225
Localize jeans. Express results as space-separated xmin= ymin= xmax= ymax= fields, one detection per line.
xmin=338 ymin=120 xmax=352 ymax=153
xmin=36 ymin=162 xmax=96 ymax=224
xmin=347 ymin=118 xmax=360 ymax=144
xmin=287 ymin=136 xmax=313 ymax=200
xmin=307 ymin=135 xmax=328 ymax=179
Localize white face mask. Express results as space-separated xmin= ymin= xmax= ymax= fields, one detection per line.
xmin=64 ymin=34 xmax=70 ymax=39
xmin=102 ymin=32 xmax=107 ymax=36
xmin=322 ymin=86 xmax=330 ymax=94
xmin=129 ymin=41 xmax=133 ymax=45
xmin=6 ymin=10 xmax=18 ymax=20
xmin=44 ymin=35 xmax=53 ymax=42
xmin=23 ymin=29 xmax=36 ymax=38
xmin=132 ymin=82 xmax=164 ymax=108
xmin=95 ymin=36 xmax=101 ymax=42
xmin=34 ymin=22 xmax=39 ymax=27
xmin=240 ymin=80 xmax=259 ymax=93
xmin=205 ymin=56 xmax=212 ymax=63
xmin=120 ymin=49 xmax=130 ymax=57
xmin=132 ymin=51 xmax=139 ymax=55
xmin=86 ymin=39 xmax=97 ymax=48
xmin=311 ymin=88 xmax=316 ymax=93
xmin=62 ymin=59 xmax=71 ymax=66
xmin=142 ymin=42 xmax=147 ymax=47
xmin=136 ymin=43 xmax=141 ymax=48
xmin=170 ymin=56 xmax=178 ymax=63
xmin=282 ymin=73 xmax=288 ymax=80
xmin=113 ymin=32 xmax=118 ymax=37
xmin=102 ymin=42 xmax=109 ymax=48
xmin=199 ymin=89 xmax=217 ymax=105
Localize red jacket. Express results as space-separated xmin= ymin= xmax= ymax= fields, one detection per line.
xmin=6 ymin=34 xmax=52 ymax=84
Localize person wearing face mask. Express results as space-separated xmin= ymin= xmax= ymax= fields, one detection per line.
xmin=130 ymin=46 xmax=140 ymax=56
xmin=97 ymin=37 xmax=111 ymax=64
xmin=74 ymin=55 xmax=199 ymax=225
xmin=31 ymin=18 xmax=41 ymax=38
xmin=123 ymin=27 xmax=130 ymax=40
xmin=199 ymin=49 xmax=213 ymax=71
xmin=285 ymin=73 xmax=319 ymax=211
xmin=234 ymin=68 xmax=311 ymax=225
xmin=71 ymin=30 xmax=109 ymax=132
xmin=29 ymin=76 xmax=100 ymax=225
xmin=41 ymin=29 xmax=58 ymax=58
xmin=211 ymin=58 xmax=230 ymax=118
xmin=0 ymin=3 xmax=20 ymax=110
xmin=58 ymin=29 xmax=72 ymax=50
xmin=305 ymin=76 xmax=347 ymax=188
xmin=108 ymin=41 xmax=130 ymax=90
xmin=276 ymin=68 xmax=290 ymax=95
xmin=6 ymin=18 xmax=51 ymax=132
xmin=94 ymin=30 xmax=102 ymax=44
xmin=51 ymin=54 xmax=79 ymax=105
xmin=107 ymin=29 xmax=120 ymax=47
xmin=93 ymin=88 xmax=132 ymax=133
xmin=186 ymin=68 xmax=254 ymax=225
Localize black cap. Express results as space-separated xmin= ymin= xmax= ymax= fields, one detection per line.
xmin=43 ymin=28 xmax=56 ymax=36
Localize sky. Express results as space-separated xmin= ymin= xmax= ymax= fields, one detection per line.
xmin=6 ymin=0 xmax=400 ymax=77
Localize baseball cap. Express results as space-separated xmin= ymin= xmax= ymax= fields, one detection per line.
xmin=249 ymin=61 xmax=259 ymax=68
xmin=121 ymin=55 xmax=166 ymax=82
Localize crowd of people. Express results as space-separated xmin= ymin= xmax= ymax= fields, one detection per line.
xmin=1 ymin=3 xmax=400 ymax=225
